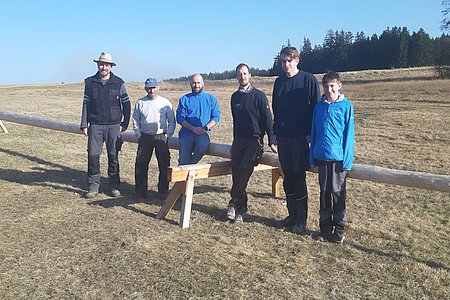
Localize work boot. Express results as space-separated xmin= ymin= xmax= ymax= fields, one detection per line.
xmin=111 ymin=189 xmax=121 ymax=197
xmin=227 ymin=206 xmax=236 ymax=220
xmin=85 ymin=190 xmax=98 ymax=199
xmin=234 ymin=207 xmax=246 ymax=223
xmin=292 ymin=221 xmax=307 ymax=235
xmin=235 ymin=213 xmax=244 ymax=222
xmin=329 ymin=233 xmax=345 ymax=243
xmin=279 ymin=216 xmax=296 ymax=232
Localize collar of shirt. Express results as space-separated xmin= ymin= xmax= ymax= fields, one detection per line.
xmin=322 ymin=93 xmax=345 ymax=104
xmin=238 ymin=83 xmax=253 ymax=93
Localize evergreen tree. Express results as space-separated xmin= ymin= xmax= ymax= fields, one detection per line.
xmin=300 ymin=37 xmax=313 ymax=72
xmin=433 ymin=34 xmax=450 ymax=78
xmin=322 ymin=30 xmax=353 ymax=71
xmin=434 ymin=34 xmax=450 ymax=65
xmin=322 ymin=30 xmax=337 ymax=70
xmin=335 ymin=30 xmax=353 ymax=70
xmin=369 ymin=34 xmax=381 ymax=69
xmin=310 ymin=45 xmax=326 ymax=73
xmin=270 ymin=52 xmax=282 ymax=76
xmin=379 ymin=27 xmax=401 ymax=68
xmin=355 ymin=31 xmax=367 ymax=43
xmin=409 ymin=28 xmax=434 ymax=66
xmin=348 ymin=32 xmax=371 ymax=70
xmin=302 ymin=37 xmax=312 ymax=54
xmin=398 ymin=27 xmax=410 ymax=67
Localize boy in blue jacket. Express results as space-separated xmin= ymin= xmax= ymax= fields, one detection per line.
xmin=310 ymin=71 xmax=354 ymax=243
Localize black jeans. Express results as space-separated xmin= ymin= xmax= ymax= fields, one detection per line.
xmin=277 ymin=136 xmax=310 ymax=224
xmin=228 ymin=137 xmax=263 ymax=213
xmin=135 ymin=133 xmax=170 ymax=195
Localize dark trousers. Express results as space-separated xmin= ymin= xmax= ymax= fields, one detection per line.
xmin=135 ymin=133 xmax=170 ymax=195
xmin=317 ymin=160 xmax=347 ymax=238
xmin=277 ymin=136 xmax=310 ymax=224
xmin=87 ymin=124 xmax=121 ymax=191
xmin=228 ymin=137 xmax=263 ymax=213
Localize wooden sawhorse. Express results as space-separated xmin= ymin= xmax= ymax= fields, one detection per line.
xmin=156 ymin=161 xmax=282 ymax=228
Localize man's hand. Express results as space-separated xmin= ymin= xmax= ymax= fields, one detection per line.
xmin=82 ymin=128 xmax=88 ymax=136
xmin=181 ymin=120 xmax=205 ymax=135
xmin=192 ymin=126 xmax=206 ymax=135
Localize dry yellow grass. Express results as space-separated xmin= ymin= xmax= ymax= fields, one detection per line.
xmin=0 ymin=67 xmax=449 ymax=299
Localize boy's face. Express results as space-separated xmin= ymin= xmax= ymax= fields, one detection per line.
xmin=323 ymin=80 xmax=342 ymax=101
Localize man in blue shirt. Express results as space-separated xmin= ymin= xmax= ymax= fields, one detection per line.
xmin=176 ymin=74 xmax=221 ymax=165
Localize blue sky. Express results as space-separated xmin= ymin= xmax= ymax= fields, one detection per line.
xmin=0 ymin=0 xmax=445 ymax=84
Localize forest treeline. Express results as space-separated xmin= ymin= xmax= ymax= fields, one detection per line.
xmin=167 ymin=26 xmax=450 ymax=81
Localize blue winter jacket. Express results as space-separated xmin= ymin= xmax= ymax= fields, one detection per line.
xmin=310 ymin=94 xmax=355 ymax=170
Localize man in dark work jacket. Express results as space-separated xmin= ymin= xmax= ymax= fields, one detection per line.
xmin=227 ymin=63 xmax=277 ymax=222
xmin=272 ymin=47 xmax=320 ymax=234
xmin=80 ymin=52 xmax=131 ymax=199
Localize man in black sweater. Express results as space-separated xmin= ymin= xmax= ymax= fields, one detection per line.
xmin=80 ymin=52 xmax=131 ymax=198
xmin=227 ymin=63 xmax=277 ymax=222
xmin=272 ymin=47 xmax=320 ymax=234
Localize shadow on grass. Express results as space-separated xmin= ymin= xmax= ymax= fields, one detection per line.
xmin=0 ymin=147 xmax=86 ymax=193
xmin=87 ymin=191 xmax=179 ymax=226
xmin=348 ymin=241 xmax=450 ymax=272
xmin=192 ymin=201 xmax=281 ymax=228
xmin=186 ymin=184 xmax=280 ymax=228
xmin=0 ymin=147 xmax=137 ymax=197
xmin=0 ymin=147 xmax=278 ymax=227
xmin=87 ymin=183 xmax=281 ymax=229
xmin=193 ymin=183 xmax=275 ymax=200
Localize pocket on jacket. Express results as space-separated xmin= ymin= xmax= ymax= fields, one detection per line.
xmin=110 ymin=107 xmax=122 ymax=123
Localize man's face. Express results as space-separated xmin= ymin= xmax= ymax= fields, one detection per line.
xmin=190 ymin=75 xmax=204 ymax=94
xmin=323 ymin=80 xmax=342 ymax=101
xmin=281 ymin=54 xmax=299 ymax=77
xmin=236 ymin=66 xmax=251 ymax=88
xmin=145 ymin=86 xmax=159 ymax=99
xmin=97 ymin=62 xmax=112 ymax=78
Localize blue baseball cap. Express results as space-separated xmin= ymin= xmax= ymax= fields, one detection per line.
xmin=145 ymin=78 xmax=158 ymax=88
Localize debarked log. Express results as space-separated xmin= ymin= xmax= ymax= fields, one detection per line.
xmin=1 ymin=110 xmax=449 ymax=193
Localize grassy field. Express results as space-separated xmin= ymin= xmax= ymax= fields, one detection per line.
xmin=0 ymin=67 xmax=449 ymax=299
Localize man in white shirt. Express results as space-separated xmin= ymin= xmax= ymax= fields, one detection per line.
xmin=133 ymin=78 xmax=175 ymax=199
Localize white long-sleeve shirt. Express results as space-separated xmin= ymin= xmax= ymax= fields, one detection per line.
xmin=133 ymin=95 xmax=176 ymax=139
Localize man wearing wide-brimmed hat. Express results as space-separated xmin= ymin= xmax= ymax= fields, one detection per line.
xmin=80 ymin=52 xmax=131 ymax=198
